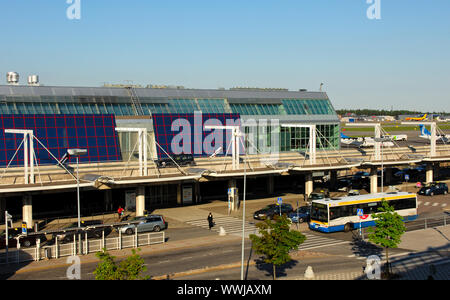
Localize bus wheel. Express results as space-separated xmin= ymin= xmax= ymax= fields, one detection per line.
xmin=344 ymin=223 xmax=352 ymax=232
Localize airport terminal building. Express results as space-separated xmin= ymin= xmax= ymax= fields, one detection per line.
xmin=0 ymin=83 xmax=342 ymax=223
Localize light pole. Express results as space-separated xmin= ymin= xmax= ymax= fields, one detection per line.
xmin=240 ymin=137 xmax=247 ymax=281
xmin=68 ymin=149 xmax=87 ymax=228
xmin=374 ymin=138 xmax=390 ymax=193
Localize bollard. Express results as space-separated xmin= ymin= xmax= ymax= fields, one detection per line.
xmin=304 ymin=266 xmax=315 ymax=279
xmin=135 ymin=229 xmax=138 ymax=248
xmin=219 ymin=227 xmax=227 ymax=236
xmin=118 ymin=229 xmax=122 ymax=250
xmin=85 ymin=232 xmax=88 ymax=255
xmin=17 ymin=240 xmax=20 ymax=263
xmin=55 ymin=237 xmax=59 ymax=259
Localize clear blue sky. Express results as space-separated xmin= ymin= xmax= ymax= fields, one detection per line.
xmin=1 ymin=0 xmax=449 ymax=112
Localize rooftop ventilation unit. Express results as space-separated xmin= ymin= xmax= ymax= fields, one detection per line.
xmin=6 ymin=72 xmax=19 ymax=85
xmin=27 ymin=75 xmax=40 ymax=86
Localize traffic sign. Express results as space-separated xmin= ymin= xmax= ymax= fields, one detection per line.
xmin=277 ymin=197 xmax=282 ymax=205
xmin=357 ymin=209 xmax=364 ymax=217
xmin=22 ymin=222 xmax=28 ymax=235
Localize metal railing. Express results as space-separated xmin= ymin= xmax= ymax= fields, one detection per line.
xmin=360 ymin=214 xmax=449 ymax=239
xmin=0 ymin=231 xmax=165 ymax=265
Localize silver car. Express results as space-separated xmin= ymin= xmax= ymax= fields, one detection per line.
xmin=119 ymin=215 xmax=167 ymax=235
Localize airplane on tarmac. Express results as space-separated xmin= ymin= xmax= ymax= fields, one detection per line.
xmin=418 ymin=125 xmax=449 ymax=143
xmin=405 ymin=114 xmax=428 ymax=121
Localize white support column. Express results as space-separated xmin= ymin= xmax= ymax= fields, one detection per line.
xmin=430 ymin=123 xmax=436 ymax=157
xmin=116 ymin=128 xmax=148 ymax=176
xmin=5 ymin=129 xmax=35 ymax=184
xmin=22 ymin=194 xmax=33 ymax=229
xmin=305 ymin=173 xmax=314 ymax=197
xmin=136 ymin=186 xmax=146 ymax=217
xmin=370 ymin=168 xmax=378 ymax=194
xmin=401 ymin=122 xmax=437 ymax=158
xmin=345 ymin=123 xmax=383 ymax=161
xmin=281 ymin=124 xmax=317 ymax=165
xmin=143 ymin=129 xmax=148 ymax=176
xmin=205 ymin=125 xmax=242 ymax=170
xmin=426 ymin=163 xmax=434 ymax=184
xmin=310 ymin=125 xmax=317 ymax=165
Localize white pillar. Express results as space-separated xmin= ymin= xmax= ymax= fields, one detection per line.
xmin=370 ymin=168 xmax=378 ymax=194
xmin=305 ymin=173 xmax=313 ymax=197
xmin=426 ymin=164 xmax=434 ymax=184
xmin=430 ymin=123 xmax=436 ymax=157
xmin=136 ymin=186 xmax=146 ymax=217
xmin=22 ymin=194 xmax=33 ymax=229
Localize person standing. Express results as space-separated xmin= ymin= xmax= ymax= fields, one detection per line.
xmin=207 ymin=213 xmax=214 ymax=230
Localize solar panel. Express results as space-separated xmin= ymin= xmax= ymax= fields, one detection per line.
xmin=152 ymin=113 xmax=241 ymax=158
xmin=0 ymin=114 xmax=122 ymax=167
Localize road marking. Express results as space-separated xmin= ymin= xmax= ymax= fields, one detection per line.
xmin=424 ymin=202 xmax=430 ymax=206
xmin=442 ymin=203 xmax=447 ymax=207
xmin=186 ymin=216 xmax=258 ymax=238
xmin=432 ymin=203 xmax=439 ymax=207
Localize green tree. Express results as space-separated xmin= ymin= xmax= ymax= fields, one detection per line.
xmin=93 ymin=248 xmax=150 ymax=280
xmin=367 ymin=200 xmax=406 ymax=277
xmin=249 ymin=215 xmax=306 ymax=280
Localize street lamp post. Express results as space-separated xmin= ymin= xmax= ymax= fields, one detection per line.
xmin=67 ymin=149 xmax=87 ymax=228
xmin=374 ymin=138 xmax=390 ymax=193
xmin=68 ymin=149 xmax=87 ymax=255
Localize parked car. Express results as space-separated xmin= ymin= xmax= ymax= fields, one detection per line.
xmin=253 ymin=204 xmax=294 ymax=220
xmin=54 ymin=220 xmax=112 ymax=243
xmin=0 ymin=228 xmax=47 ymax=249
xmin=288 ymin=207 xmax=310 ymax=223
xmin=119 ymin=215 xmax=168 ymax=235
xmin=347 ymin=189 xmax=361 ymax=196
xmin=418 ymin=182 xmax=448 ymax=196
xmin=155 ymin=154 xmax=196 ymax=168
xmin=336 ymin=177 xmax=353 ymax=192
xmin=312 ymin=188 xmax=330 ymax=198
xmin=307 ymin=192 xmax=326 ymax=201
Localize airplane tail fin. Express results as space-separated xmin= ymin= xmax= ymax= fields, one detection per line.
xmin=419 ymin=124 xmax=431 ymax=136
xmin=341 ymin=132 xmax=352 ymax=139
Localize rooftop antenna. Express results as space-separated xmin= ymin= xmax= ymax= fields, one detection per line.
xmin=320 ymin=83 xmax=324 ymax=92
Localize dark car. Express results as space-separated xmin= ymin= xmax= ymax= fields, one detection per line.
xmin=307 ymin=192 xmax=326 ymax=201
xmin=336 ymin=177 xmax=353 ymax=191
xmin=418 ymin=182 xmax=448 ymax=196
xmin=0 ymin=228 xmax=47 ymax=249
xmin=253 ymin=203 xmax=293 ymax=220
xmin=313 ymin=188 xmax=330 ymax=198
xmin=288 ymin=207 xmax=310 ymax=223
xmin=155 ymin=154 xmax=196 ymax=168
xmin=54 ymin=220 xmax=112 ymax=243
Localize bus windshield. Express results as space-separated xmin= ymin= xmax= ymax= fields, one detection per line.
xmin=311 ymin=202 xmax=328 ymax=223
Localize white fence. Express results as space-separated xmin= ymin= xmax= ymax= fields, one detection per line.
xmin=0 ymin=231 xmax=165 ymax=265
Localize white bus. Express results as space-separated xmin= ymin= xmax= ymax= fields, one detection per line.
xmin=309 ymin=192 xmax=418 ymax=233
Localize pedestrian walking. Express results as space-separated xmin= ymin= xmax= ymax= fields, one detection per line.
xmin=207 ymin=212 xmax=214 ymax=230
xmin=117 ymin=206 xmax=124 ymax=221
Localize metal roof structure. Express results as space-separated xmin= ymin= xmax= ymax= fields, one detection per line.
xmin=0 ymin=85 xmax=330 ymax=101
